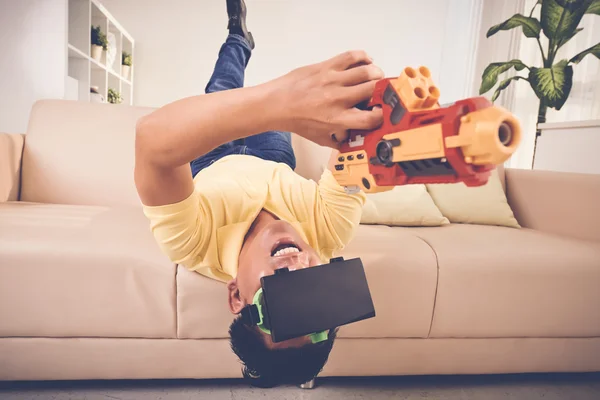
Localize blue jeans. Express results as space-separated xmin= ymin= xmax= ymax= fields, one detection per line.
xmin=190 ymin=34 xmax=296 ymax=177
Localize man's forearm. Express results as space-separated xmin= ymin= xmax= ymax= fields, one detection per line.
xmin=134 ymin=50 xmax=384 ymax=207
xmin=136 ymin=84 xmax=280 ymax=169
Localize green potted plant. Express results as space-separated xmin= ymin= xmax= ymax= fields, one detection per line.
xmin=479 ymin=0 xmax=599 ymax=165
xmin=107 ymin=88 xmax=122 ymax=104
xmin=121 ymin=51 xmax=132 ymax=80
xmin=91 ymin=25 xmax=108 ymax=62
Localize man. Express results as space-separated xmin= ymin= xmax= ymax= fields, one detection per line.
xmin=134 ymin=0 xmax=384 ymax=388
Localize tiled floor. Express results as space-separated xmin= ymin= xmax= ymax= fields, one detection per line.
xmin=1 ymin=373 xmax=599 ymax=399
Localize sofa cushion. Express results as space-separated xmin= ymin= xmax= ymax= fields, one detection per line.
xmin=176 ymin=225 xmax=439 ymax=339
xmin=20 ymin=100 xmax=154 ymax=207
xmin=409 ymin=224 xmax=600 ymax=338
xmin=0 ymin=202 xmax=177 ymax=338
xmin=20 ymin=101 xmax=328 ymax=207
xmin=361 ymin=184 xmax=449 ymax=227
xmin=426 ymin=169 xmax=520 ymax=228
xmin=0 ymin=133 xmax=23 ymax=202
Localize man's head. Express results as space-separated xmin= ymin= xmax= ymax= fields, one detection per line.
xmin=229 ymin=317 xmax=338 ymax=387
xmin=226 ymin=210 xmax=337 ymax=386
xmin=227 ymin=210 xmax=322 ymax=308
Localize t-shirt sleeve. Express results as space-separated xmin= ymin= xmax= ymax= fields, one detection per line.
xmin=313 ymin=168 xmax=366 ymax=252
xmin=141 ymin=190 xmax=211 ymax=268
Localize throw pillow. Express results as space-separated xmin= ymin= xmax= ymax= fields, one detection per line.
xmin=361 ymin=184 xmax=450 ymax=227
xmin=425 ymin=168 xmax=520 ymax=228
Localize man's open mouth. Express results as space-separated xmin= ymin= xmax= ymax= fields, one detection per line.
xmin=271 ymin=242 xmax=301 ymax=257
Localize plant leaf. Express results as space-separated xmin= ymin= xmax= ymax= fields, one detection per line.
xmin=541 ymin=0 xmax=592 ymax=40
xmin=491 ymin=76 xmax=525 ymax=102
xmin=487 ymin=14 xmax=542 ymax=38
xmin=586 ymin=0 xmax=600 ymax=14
xmin=479 ymin=60 xmax=528 ymax=94
xmin=528 ymin=60 xmax=573 ymax=110
xmin=555 ymin=0 xmax=588 ymax=9
xmin=569 ymin=42 xmax=600 ymax=63
xmin=558 ymin=27 xmax=583 ymax=48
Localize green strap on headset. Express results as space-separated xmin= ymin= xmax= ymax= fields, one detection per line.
xmin=309 ymin=330 xmax=328 ymax=343
xmin=252 ymin=288 xmax=328 ymax=343
xmin=253 ymin=288 xmax=267 ymax=334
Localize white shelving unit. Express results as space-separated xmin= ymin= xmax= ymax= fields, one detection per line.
xmin=66 ymin=0 xmax=134 ymax=105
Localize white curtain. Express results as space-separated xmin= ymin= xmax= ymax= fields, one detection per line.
xmin=474 ymin=0 xmax=529 ymax=168
xmin=476 ymin=0 xmax=600 ymax=169
xmin=513 ymin=0 xmax=600 ymax=169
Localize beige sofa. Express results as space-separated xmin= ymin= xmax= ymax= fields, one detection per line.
xmin=1 ymin=99 xmax=599 ymax=381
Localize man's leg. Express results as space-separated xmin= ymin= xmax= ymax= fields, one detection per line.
xmin=192 ymin=0 xmax=295 ymax=174
xmin=204 ymin=34 xmax=252 ymax=95
xmin=190 ymin=34 xmax=253 ymax=176
xmin=243 ymin=131 xmax=297 ymax=171
xmin=195 ymin=32 xmax=296 ymax=172
xmin=190 ymin=0 xmax=255 ymax=177
xmin=205 ymin=0 xmax=254 ymax=94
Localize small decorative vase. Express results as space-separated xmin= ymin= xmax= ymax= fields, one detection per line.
xmin=91 ymin=45 xmax=103 ymax=62
xmin=121 ymin=65 xmax=131 ymax=80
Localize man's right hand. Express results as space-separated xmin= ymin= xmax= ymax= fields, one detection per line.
xmin=134 ymin=50 xmax=384 ymax=207
xmin=267 ymin=50 xmax=385 ymax=148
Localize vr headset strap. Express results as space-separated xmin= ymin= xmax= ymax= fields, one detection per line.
xmin=240 ymin=304 xmax=261 ymax=326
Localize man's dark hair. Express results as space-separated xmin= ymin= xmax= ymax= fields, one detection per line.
xmin=229 ymin=315 xmax=338 ymax=388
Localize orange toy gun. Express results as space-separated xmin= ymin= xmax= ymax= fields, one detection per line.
xmin=332 ymin=66 xmax=522 ymax=193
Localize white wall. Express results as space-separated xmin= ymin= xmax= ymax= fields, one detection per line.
xmin=100 ymin=0 xmax=481 ymax=108
xmin=533 ymin=121 xmax=600 ymax=175
xmin=0 ymin=0 xmax=68 ymax=134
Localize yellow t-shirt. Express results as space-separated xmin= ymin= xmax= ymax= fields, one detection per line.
xmin=141 ymin=154 xmax=366 ymax=282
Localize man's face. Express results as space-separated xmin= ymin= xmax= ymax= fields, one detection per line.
xmin=227 ymin=210 xmax=322 ymax=348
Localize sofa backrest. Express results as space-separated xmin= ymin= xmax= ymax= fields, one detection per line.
xmin=20 ymin=99 xmax=506 ymax=207
xmin=20 ymin=99 xmax=330 ymax=207
xmin=21 ymin=100 xmax=154 ymax=207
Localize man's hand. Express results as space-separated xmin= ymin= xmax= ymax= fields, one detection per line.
xmin=135 ymin=50 xmax=384 ymax=207
xmin=268 ymin=50 xmax=385 ymax=148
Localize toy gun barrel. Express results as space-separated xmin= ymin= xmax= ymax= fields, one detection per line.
xmin=373 ymin=104 xmax=521 ymax=168
xmin=446 ymin=105 xmax=521 ymax=166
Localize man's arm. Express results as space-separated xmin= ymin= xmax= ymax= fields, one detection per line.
xmin=134 ymin=50 xmax=384 ymax=207
xmin=134 ymin=85 xmax=276 ymax=206
xmin=313 ymin=149 xmax=367 ymax=252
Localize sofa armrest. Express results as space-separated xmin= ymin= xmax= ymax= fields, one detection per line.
xmin=0 ymin=132 xmax=24 ymax=202
xmin=505 ymin=168 xmax=600 ymax=242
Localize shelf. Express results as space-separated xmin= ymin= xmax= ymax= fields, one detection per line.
xmin=67 ymin=0 xmax=134 ymax=105
xmin=69 ymin=43 xmax=107 ymax=71
xmin=68 ymin=0 xmax=89 ymax=54
xmin=70 ymin=44 xmax=130 ymax=82
xmin=108 ymin=72 xmax=120 ymax=102
xmin=121 ymin=81 xmax=132 ymax=105
xmin=68 ymin=44 xmax=88 ymax=59
xmin=91 ymin=0 xmax=133 ymax=43
xmin=90 ymin=57 xmax=106 ymax=71
xmin=67 ymin=44 xmax=90 ymax=102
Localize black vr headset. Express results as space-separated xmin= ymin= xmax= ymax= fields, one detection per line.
xmin=240 ymin=257 xmax=376 ymax=343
